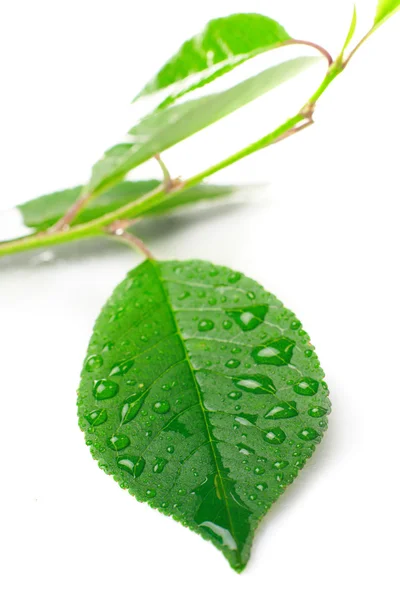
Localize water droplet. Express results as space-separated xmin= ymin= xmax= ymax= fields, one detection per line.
xmin=228 ymin=391 xmax=242 ymax=400
xmin=237 ymin=443 xmax=255 ymax=455
xmin=208 ymin=297 xmax=217 ymax=306
xmin=84 ymin=409 xmax=107 ymax=427
xmin=255 ymin=483 xmax=268 ymax=491
xmin=153 ymin=457 xmax=168 ymax=473
xmin=252 ymin=337 xmax=295 ymax=366
xmin=102 ymin=342 xmax=114 ymax=353
xmin=231 ymin=347 xmax=241 ymax=354
xmin=222 ymin=320 xmax=233 ymax=330
xmin=153 ymin=400 xmax=170 ymax=414
xmin=247 ymin=291 xmax=256 ymax=300
xmin=85 ymin=354 xmax=103 ymax=372
xmin=273 ymin=460 xmax=289 ymax=469
xmin=146 ymin=489 xmax=156 ymax=498
xmin=228 ymin=272 xmax=241 ymax=283
xmin=198 ymin=319 xmax=214 ymax=332
xmin=178 ymin=291 xmax=190 ymax=300
xmin=290 ymin=320 xmax=301 ymax=330
xmin=264 ymin=401 xmax=299 ymax=420
xmin=297 ymin=427 xmax=319 ymax=441
xmin=263 ymin=427 xmax=286 ymax=444
xmin=117 ymin=455 xmax=145 ymax=477
xmin=234 ymin=374 xmax=276 ymax=395
xmin=167 ymin=445 xmax=175 ymax=454
xmin=235 ymin=414 xmax=257 ymax=426
xmin=93 ymin=379 xmax=119 ymax=400
xmin=107 ymin=434 xmax=130 ymax=451
xmin=304 ymin=349 xmax=313 ymax=358
xmin=178 ymin=488 xmax=186 ymax=496
xmin=249 ymin=494 xmax=257 ymax=501
xmin=109 ymin=358 xmax=135 ymax=377
xmin=254 ymin=466 xmax=265 ymax=475
xmin=225 ymin=305 xmax=268 ymax=332
xmin=308 ymin=406 xmax=328 ymax=418
xmin=225 ymin=359 xmax=240 ymax=369
xmin=120 ymin=390 xmax=148 ymax=424
xmin=293 ymin=377 xmax=319 ymax=396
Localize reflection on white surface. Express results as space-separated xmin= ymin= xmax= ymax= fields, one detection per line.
xmin=0 ymin=208 xmax=33 ymax=242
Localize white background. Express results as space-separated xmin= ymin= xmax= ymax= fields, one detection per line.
xmin=1 ymin=1 xmax=399 ymax=598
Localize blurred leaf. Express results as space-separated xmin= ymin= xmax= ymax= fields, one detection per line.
xmin=87 ymin=56 xmax=320 ymax=196
xmin=341 ymin=5 xmax=357 ymax=53
xmin=374 ymin=0 xmax=400 ymax=26
xmin=1 ymin=180 xmax=234 ymax=242
xmin=134 ymin=13 xmax=291 ymax=108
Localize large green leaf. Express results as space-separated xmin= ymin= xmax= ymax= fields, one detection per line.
xmin=374 ymin=0 xmax=400 ymax=26
xmin=0 ymin=180 xmax=234 ymax=243
xmin=78 ymin=259 xmax=330 ymax=572
xmin=87 ymin=56 xmax=319 ymax=196
xmin=134 ymin=13 xmax=291 ymax=108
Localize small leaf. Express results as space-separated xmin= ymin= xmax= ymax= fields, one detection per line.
xmin=374 ymin=0 xmax=400 ymax=26
xmin=0 ymin=180 xmax=234 ymax=243
xmin=87 ymin=56 xmax=319 ymax=195
xmin=341 ymin=5 xmax=357 ymax=53
xmin=134 ymin=13 xmax=291 ymax=107
xmin=78 ymin=259 xmax=330 ymax=572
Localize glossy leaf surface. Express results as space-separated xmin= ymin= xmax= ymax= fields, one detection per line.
xmin=78 ymin=259 xmax=330 ymax=571
xmin=0 ymin=181 xmax=234 ymax=243
xmin=88 ymin=56 xmax=319 ymax=195
xmin=135 ymin=13 xmax=291 ymax=107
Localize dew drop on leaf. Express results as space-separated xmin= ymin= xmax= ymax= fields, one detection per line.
xmin=293 ymin=377 xmax=319 ymax=396
xmin=85 ymin=354 xmax=103 ymax=372
xmin=117 ymin=455 xmax=145 ymax=477
xmin=263 ymin=427 xmax=286 ymax=444
xmin=93 ymin=379 xmax=119 ymax=400
xmin=198 ymin=319 xmax=214 ymax=332
xmin=297 ymin=427 xmax=319 ymax=441
xmin=225 ymin=359 xmax=240 ymax=369
xmin=107 ymin=434 xmax=131 ymax=451
xmin=251 ymin=337 xmax=295 ymax=366
xmin=225 ymin=305 xmax=268 ymax=332
xmin=84 ymin=409 xmax=108 ymax=427
xmin=264 ymin=401 xmax=299 ymax=420
xmin=233 ymin=374 xmax=276 ymax=395
xmin=153 ymin=400 xmax=171 ymax=414
xmin=308 ymin=406 xmax=328 ymax=418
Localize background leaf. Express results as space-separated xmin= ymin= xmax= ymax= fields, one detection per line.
xmin=0 ymin=181 xmax=234 ymax=242
xmin=134 ymin=13 xmax=291 ymax=108
xmin=78 ymin=259 xmax=330 ymax=572
xmin=341 ymin=5 xmax=357 ymax=53
xmin=88 ymin=56 xmax=319 ymax=195
xmin=374 ymin=0 xmax=400 ymax=26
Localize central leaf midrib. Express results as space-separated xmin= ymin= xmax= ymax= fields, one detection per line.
xmin=152 ymin=260 xmax=240 ymax=555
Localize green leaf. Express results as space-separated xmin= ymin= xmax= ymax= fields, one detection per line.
xmin=341 ymin=5 xmax=357 ymax=54
xmin=87 ymin=56 xmax=319 ymax=196
xmin=78 ymin=259 xmax=330 ymax=572
xmin=374 ymin=0 xmax=400 ymax=26
xmin=134 ymin=13 xmax=291 ymax=108
xmin=0 ymin=180 xmax=234 ymax=242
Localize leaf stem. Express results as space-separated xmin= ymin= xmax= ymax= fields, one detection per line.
xmin=106 ymin=224 xmax=154 ymax=259
xmin=0 ymin=53 xmax=349 ymax=261
xmin=48 ymin=191 xmax=93 ymax=233
xmin=285 ymin=39 xmax=333 ymax=66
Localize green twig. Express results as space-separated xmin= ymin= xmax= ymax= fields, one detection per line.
xmin=0 ymin=52 xmax=350 ymax=261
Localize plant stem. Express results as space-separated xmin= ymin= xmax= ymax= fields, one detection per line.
xmin=0 ymin=58 xmax=346 ymax=261
xmin=106 ymin=227 xmax=154 ymax=259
